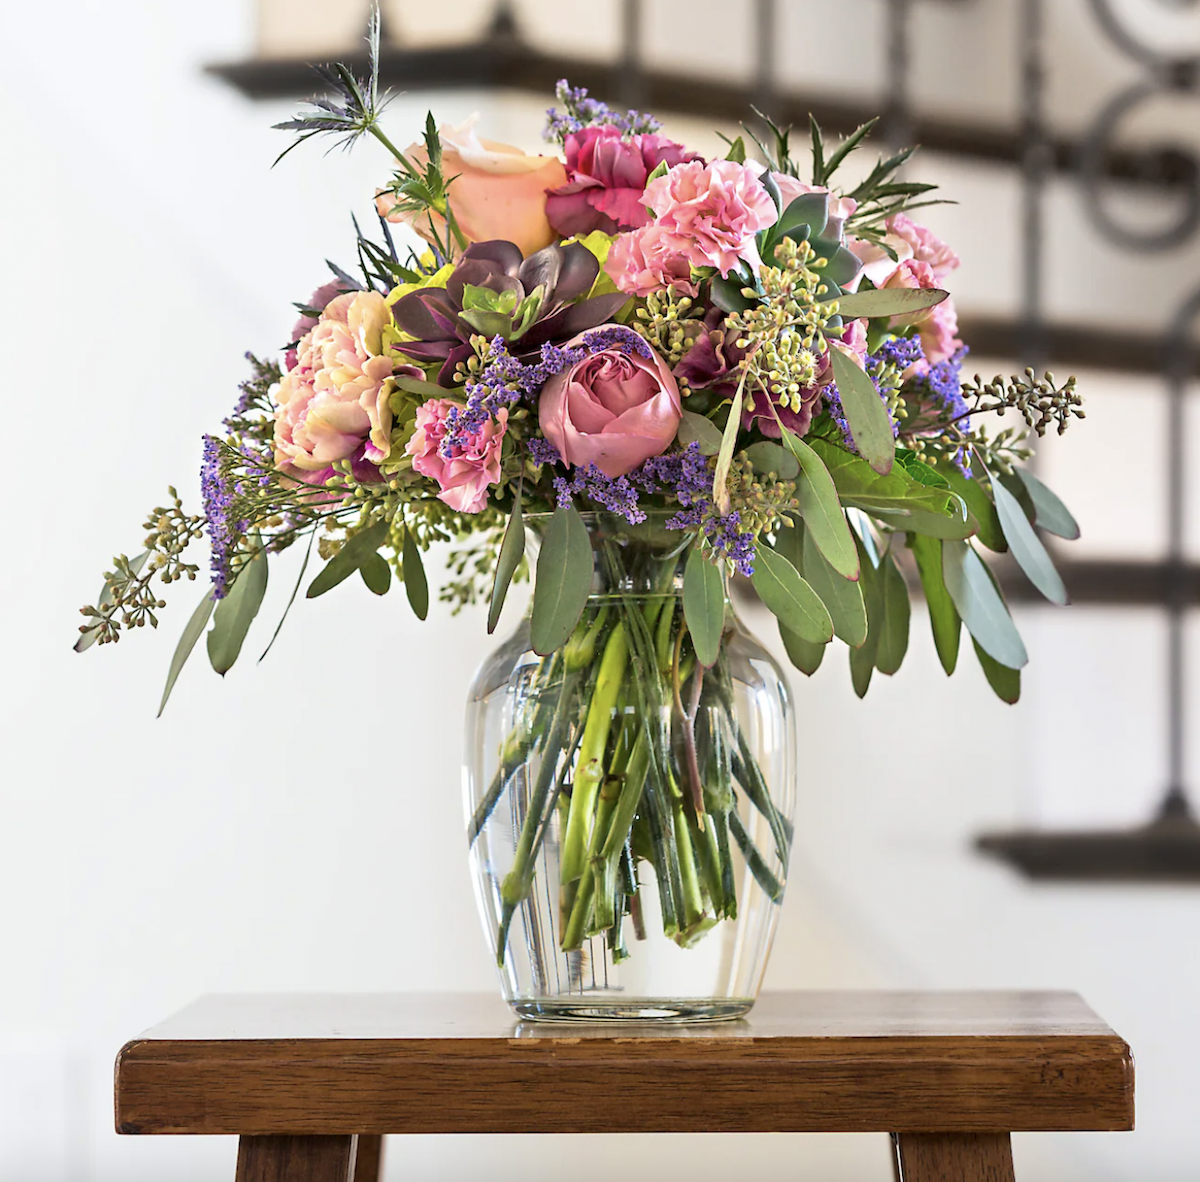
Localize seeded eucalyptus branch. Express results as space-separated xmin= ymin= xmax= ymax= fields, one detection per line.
xmin=959 ymin=369 xmax=1085 ymax=437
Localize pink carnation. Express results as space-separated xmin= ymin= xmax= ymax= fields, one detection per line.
xmin=642 ymin=160 xmax=779 ymax=277
xmin=605 ymin=224 xmax=698 ymax=298
xmin=539 ymin=327 xmax=681 ymax=478
xmin=887 ymin=213 xmax=960 ymax=281
xmin=406 ymin=401 xmax=508 ymax=514
xmin=546 ymin=126 xmax=698 ymax=237
xmin=879 ymin=260 xmax=963 ymax=369
xmin=274 ymin=291 xmax=413 ymax=484
xmin=286 ymin=279 xmax=350 ymax=370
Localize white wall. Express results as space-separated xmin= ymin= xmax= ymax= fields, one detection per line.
xmin=4 ymin=1 xmax=1200 ymax=1180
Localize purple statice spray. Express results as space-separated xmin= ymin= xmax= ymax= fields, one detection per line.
xmin=200 ymin=436 xmax=240 ymax=599
xmin=544 ymin=79 xmax=661 ymax=145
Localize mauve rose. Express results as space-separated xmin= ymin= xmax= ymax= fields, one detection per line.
xmin=539 ymin=327 xmax=682 ymax=478
xmin=545 ymin=126 xmax=698 ymax=237
xmin=605 ymin=224 xmax=698 ymax=297
xmin=406 ymin=401 xmax=508 ymax=514
xmin=375 ymin=116 xmax=567 ymax=259
xmin=643 ymin=160 xmax=779 ymax=277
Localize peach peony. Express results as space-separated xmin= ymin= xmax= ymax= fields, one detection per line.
xmin=539 ymin=326 xmax=681 ymax=478
xmin=406 ymin=400 xmax=508 ymax=514
xmin=273 ymin=291 xmax=415 ymax=482
xmin=375 ymin=116 xmax=567 ymax=259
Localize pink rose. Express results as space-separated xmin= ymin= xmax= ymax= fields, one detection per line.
xmin=605 ymin=224 xmax=698 ymax=298
xmin=545 ymin=127 xmax=698 ymax=237
xmin=274 ymin=291 xmax=416 ymax=484
xmin=539 ymin=326 xmax=682 ymax=478
xmin=642 ymin=160 xmax=779 ymax=277
xmin=406 ymin=401 xmax=508 ymax=514
xmin=375 ymin=117 xmax=567 ymax=259
xmin=886 ymin=213 xmax=960 ymax=281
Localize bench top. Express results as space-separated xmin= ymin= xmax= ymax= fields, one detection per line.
xmin=115 ymin=991 xmax=1133 ymax=1136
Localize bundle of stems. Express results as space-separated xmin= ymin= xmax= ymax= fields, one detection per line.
xmin=469 ymin=539 xmax=792 ymax=967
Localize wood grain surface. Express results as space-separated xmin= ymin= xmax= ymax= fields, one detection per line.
xmin=115 ymin=991 xmax=1133 ymax=1137
xmin=895 ymin=1132 xmax=1016 ymax=1181
xmin=234 ymin=1135 xmax=355 ymax=1182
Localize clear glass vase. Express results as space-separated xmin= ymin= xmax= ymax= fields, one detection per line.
xmin=465 ymin=513 xmax=796 ymax=1022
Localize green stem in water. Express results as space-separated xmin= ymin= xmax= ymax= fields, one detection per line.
xmin=728 ymin=807 xmax=786 ymax=903
xmin=559 ymin=622 xmax=628 ymax=885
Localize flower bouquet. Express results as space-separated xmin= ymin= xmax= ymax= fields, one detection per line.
xmin=78 ymin=16 xmax=1083 ymax=1020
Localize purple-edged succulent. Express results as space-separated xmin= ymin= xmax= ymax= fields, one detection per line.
xmin=391 ymin=240 xmax=628 ymax=383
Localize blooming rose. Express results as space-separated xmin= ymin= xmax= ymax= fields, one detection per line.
xmin=545 ymin=126 xmax=697 ymax=237
xmin=406 ymin=401 xmax=508 ymax=514
xmin=375 ymin=116 xmax=567 ymax=258
xmin=539 ymin=326 xmax=682 ymax=477
xmin=605 ymin=224 xmax=698 ymax=297
xmin=642 ymin=160 xmax=779 ymax=277
xmin=274 ymin=291 xmax=416 ymax=483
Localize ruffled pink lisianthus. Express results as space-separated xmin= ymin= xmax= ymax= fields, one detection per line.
xmin=539 ymin=327 xmax=682 ymax=478
xmin=642 ymin=160 xmax=779 ymax=277
xmin=545 ymin=126 xmax=698 ymax=237
xmin=605 ymin=223 xmax=698 ymax=297
xmin=273 ymin=291 xmax=414 ymax=484
xmin=406 ymin=401 xmax=508 ymax=514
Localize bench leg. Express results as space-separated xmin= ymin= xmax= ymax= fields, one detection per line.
xmin=353 ymin=1135 xmax=384 ymax=1182
xmin=893 ymin=1132 xmax=1016 ymax=1182
xmin=235 ymin=1135 xmax=358 ymax=1181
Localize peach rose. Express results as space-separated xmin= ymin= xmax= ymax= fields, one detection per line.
xmin=539 ymin=326 xmax=682 ymax=478
xmin=375 ymin=116 xmax=567 ymax=258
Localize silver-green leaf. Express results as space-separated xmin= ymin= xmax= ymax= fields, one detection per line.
xmin=751 ymin=545 xmax=834 ymax=644
xmin=207 ymin=539 xmax=269 ymax=675
xmin=826 ymin=287 xmax=948 ymax=319
xmin=677 ymin=410 xmax=723 ymax=455
xmin=402 ymin=527 xmax=429 ymax=619
xmin=874 ymin=549 xmax=911 ymax=675
xmin=306 ymin=519 xmax=389 ymax=599
xmin=530 ymin=506 xmax=593 ymax=656
xmin=360 ymin=551 xmax=392 ymax=596
xmin=800 ymin=522 xmax=867 ymax=647
xmin=488 ymin=495 xmax=526 ymax=634
xmin=829 ymin=345 xmax=894 ymax=475
xmin=157 ymin=590 xmax=215 ymax=716
xmin=942 ymin=539 xmax=1028 ymax=669
xmin=683 ymin=546 xmax=725 ymax=667
xmin=987 ymin=461 xmax=1069 ymax=606
xmin=783 ymin=429 xmax=859 ymax=579
xmin=1017 ymin=468 xmax=1080 ymax=541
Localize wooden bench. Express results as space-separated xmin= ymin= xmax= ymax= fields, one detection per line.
xmin=114 ymin=991 xmax=1133 ymax=1180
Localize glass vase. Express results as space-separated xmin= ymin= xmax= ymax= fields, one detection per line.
xmin=465 ymin=513 xmax=796 ymax=1022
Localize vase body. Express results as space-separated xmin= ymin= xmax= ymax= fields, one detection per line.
xmin=465 ymin=514 xmax=795 ymax=1022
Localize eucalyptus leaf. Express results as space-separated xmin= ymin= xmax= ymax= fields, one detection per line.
xmin=259 ymin=529 xmax=315 ymax=663
xmin=779 ymin=624 xmax=826 ymax=675
xmin=828 ymin=287 xmax=948 ymax=319
xmin=848 ymin=532 xmax=881 ymax=698
xmin=402 ymin=527 xmax=429 ymax=619
xmin=488 ymin=495 xmax=526 ymax=634
xmin=938 ymin=463 xmax=1007 ymax=552
xmin=530 ymin=506 xmax=593 ymax=656
xmin=157 ymin=590 xmax=215 ymax=716
xmin=874 ymin=550 xmax=911 ymax=675
xmin=871 ymin=504 xmax=975 ymax=539
xmin=829 ymin=346 xmax=894 ymax=475
xmin=394 ymin=375 xmax=457 ymax=399
xmin=360 ymin=551 xmax=392 ymax=596
xmin=207 ymin=539 xmax=269 ymax=675
xmin=942 ymin=539 xmax=1028 ymax=669
xmin=712 ymin=381 xmax=746 ymax=513
xmin=986 ymin=460 xmax=1069 ymax=606
xmin=1017 ymin=468 xmax=1080 ymax=540
xmin=307 ymin=519 xmax=389 ymax=599
xmin=974 ymin=638 xmax=1021 ymax=703
xmin=909 ymin=533 xmax=960 ymax=675
xmin=782 ymin=430 xmax=858 ymax=579
xmin=744 ymin=440 xmax=799 ymax=480
xmin=800 ymin=522 xmax=867 ymax=647
xmin=677 ymin=410 xmax=723 ymax=455
xmin=683 ymin=547 xmax=725 ymax=668
xmin=751 ymin=545 xmax=833 ymax=644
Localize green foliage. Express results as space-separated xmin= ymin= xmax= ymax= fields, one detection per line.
xmin=751 ymin=545 xmax=833 ymax=645
xmin=985 ymin=458 xmax=1069 ymax=606
xmin=307 ymin=518 xmax=390 ymax=599
xmin=974 ymin=639 xmax=1021 ymax=703
xmin=1017 ymin=468 xmax=1080 ymax=540
xmin=942 ymin=539 xmax=1027 ymax=670
xmin=799 ymin=521 xmax=867 ymax=647
xmin=158 ymin=591 xmax=215 ymax=716
xmin=402 ymin=526 xmax=429 ymax=618
xmin=909 ymin=533 xmax=961 ymax=676
xmin=530 ymin=507 xmax=593 ymax=656
xmin=830 ymin=346 xmax=895 ymax=475
xmin=207 ymin=537 xmax=269 ymax=675
xmin=874 ymin=548 xmax=911 ymax=676
xmin=683 ymin=546 xmax=725 ymax=668
xmin=488 ymin=494 xmax=526 ymax=634
xmin=783 ymin=430 xmax=859 ymax=579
